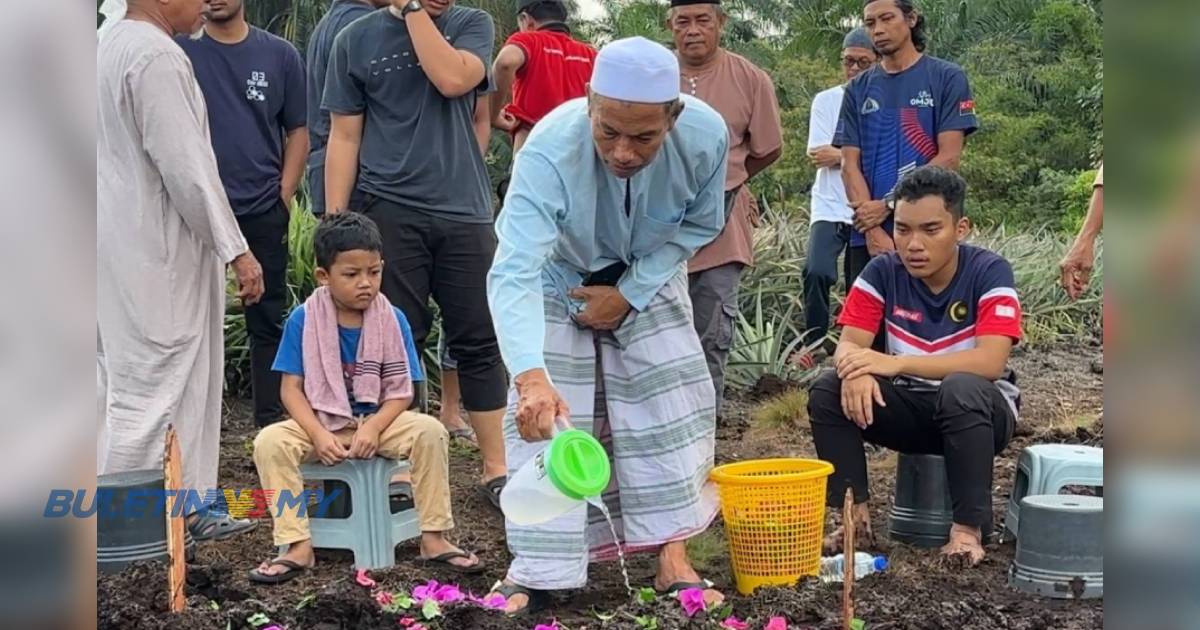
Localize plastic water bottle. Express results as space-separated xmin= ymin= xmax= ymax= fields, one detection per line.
xmin=500 ymin=428 xmax=611 ymax=526
xmin=818 ymin=552 xmax=888 ymax=582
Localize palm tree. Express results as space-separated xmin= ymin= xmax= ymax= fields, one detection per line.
xmin=246 ymin=0 xmax=328 ymax=52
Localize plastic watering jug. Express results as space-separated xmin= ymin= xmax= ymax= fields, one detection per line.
xmin=500 ymin=429 xmax=611 ymax=525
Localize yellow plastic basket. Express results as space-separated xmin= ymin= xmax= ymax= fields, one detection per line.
xmin=710 ymin=458 xmax=834 ymax=595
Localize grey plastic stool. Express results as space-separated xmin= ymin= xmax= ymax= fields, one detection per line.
xmin=284 ymin=458 xmax=421 ymax=569
xmin=1004 ymin=444 xmax=1103 ymax=539
xmin=1009 ymin=494 xmax=1103 ymax=599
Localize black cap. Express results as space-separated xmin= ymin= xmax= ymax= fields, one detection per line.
xmin=669 ymin=0 xmax=720 ymax=6
xmin=518 ymin=0 xmax=563 ymax=11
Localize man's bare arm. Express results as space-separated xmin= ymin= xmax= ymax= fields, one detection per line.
xmin=489 ymin=44 xmax=525 ymax=127
xmin=834 ymin=325 xmax=877 ymax=365
xmin=280 ymin=126 xmax=309 ymax=207
xmin=894 ymin=336 xmax=1013 ymax=381
xmin=841 ymin=146 xmax=872 ymax=205
xmin=929 ymin=130 xmax=966 ymax=170
xmin=325 ymin=113 xmax=363 ymax=214
xmin=405 ymin=10 xmax=487 ymax=98
xmin=746 ymin=147 xmax=783 ymax=180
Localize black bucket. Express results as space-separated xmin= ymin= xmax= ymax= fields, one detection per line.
xmin=888 ymin=453 xmax=994 ymax=547
xmin=96 ymin=469 xmax=194 ymax=574
xmin=888 ymin=453 xmax=954 ymax=547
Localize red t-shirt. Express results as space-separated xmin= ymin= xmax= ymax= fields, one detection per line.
xmin=504 ymin=29 xmax=597 ymax=127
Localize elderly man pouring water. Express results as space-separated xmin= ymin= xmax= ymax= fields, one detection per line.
xmin=485 ymin=36 xmax=729 ymax=615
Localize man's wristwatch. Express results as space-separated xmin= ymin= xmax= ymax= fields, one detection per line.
xmin=400 ymin=0 xmax=423 ymax=17
xmin=884 ymin=192 xmax=897 ymax=213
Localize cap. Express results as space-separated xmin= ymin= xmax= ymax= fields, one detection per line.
xmin=590 ymin=36 xmax=680 ymax=104
xmin=843 ymin=26 xmax=873 ymax=51
xmin=873 ymin=555 xmax=888 ymax=571
xmin=545 ymin=429 xmax=611 ymax=500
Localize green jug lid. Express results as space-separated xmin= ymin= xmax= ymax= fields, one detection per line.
xmin=545 ymin=429 xmax=611 ymax=500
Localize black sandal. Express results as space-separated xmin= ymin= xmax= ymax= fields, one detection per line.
xmin=488 ymin=581 xmax=551 ymax=617
xmin=477 ymin=476 xmax=506 ymax=513
xmin=248 ymin=558 xmax=309 ymax=584
xmin=417 ymin=550 xmax=487 ymax=575
xmin=656 ymin=579 xmax=715 ymax=597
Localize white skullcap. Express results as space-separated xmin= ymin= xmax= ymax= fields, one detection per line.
xmin=590 ymin=37 xmax=680 ymax=104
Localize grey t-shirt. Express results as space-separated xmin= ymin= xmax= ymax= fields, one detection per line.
xmin=323 ymin=6 xmax=495 ymax=222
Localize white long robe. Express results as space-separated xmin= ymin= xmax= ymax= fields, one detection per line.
xmin=97 ymin=20 xmax=248 ymax=495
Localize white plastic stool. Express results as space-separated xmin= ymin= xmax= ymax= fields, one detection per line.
xmin=1004 ymin=444 xmax=1102 ymax=539
xmin=279 ymin=458 xmax=421 ymax=569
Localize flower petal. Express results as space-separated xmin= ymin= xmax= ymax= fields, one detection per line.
xmin=354 ymin=569 xmax=376 ymax=588
xmin=720 ymin=616 xmax=749 ymax=630
xmin=764 ymin=616 xmax=788 ymax=630
xmin=677 ymin=588 xmax=707 ymax=617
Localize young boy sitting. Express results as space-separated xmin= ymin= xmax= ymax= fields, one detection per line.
xmin=807 ymin=166 xmax=1022 ymax=567
xmin=249 ymin=213 xmax=484 ymax=583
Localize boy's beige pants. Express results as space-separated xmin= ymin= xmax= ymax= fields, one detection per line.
xmin=253 ymin=412 xmax=453 ymax=546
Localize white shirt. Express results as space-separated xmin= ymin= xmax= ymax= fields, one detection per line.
xmin=807 ymin=84 xmax=853 ymax=224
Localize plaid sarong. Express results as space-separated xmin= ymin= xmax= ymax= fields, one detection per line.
xmin=504 ymin=269 xmax=720 ymax=590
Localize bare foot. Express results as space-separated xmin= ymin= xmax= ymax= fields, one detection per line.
xmin=488 ymin=580 xmax=530 ymax=615
xmin=252 ymin=539 xmax=315 ymax=577
xmin=939 ymin=523 xmax=985 ymax=567
xmin=655 ymin=541 xmax=724 ymax=608
xmin=822 ymin=503 xmax=874 ymax=554
xmin=419 ymin=532 xmax=482 ymax=570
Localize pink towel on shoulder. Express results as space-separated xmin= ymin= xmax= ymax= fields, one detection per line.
xmin=301 ymin=286 xmax=414 ymax=432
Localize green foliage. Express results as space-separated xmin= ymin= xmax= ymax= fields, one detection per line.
xmin=1058 ymin=169 xmax=1099 ymax=235
xmin=225 ymin=0 xmax=1104 ymax=396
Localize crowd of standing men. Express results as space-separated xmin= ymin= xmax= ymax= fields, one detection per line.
xmin=97 ymin=0 xmax=1100 ymax=612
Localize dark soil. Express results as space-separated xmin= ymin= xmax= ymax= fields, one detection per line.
xmin=98 ymin=343 xmax=1103 ymax=629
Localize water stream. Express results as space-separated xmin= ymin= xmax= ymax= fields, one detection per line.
xmin=588 ymin=496 xmax=633 ymax=596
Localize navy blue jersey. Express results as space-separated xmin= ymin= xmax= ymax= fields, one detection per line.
xmin=838 ymin=244 xmax=1021 ymax=414
xmin=834 ymin=56 xmax=978 ymax=246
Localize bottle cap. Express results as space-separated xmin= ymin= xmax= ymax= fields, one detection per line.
xmin=545 ymin=429 xmax=611 ymax=500
xmin=874 ymin=555 xmax=888 ymax=571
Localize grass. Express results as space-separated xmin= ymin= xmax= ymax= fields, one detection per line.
xmin=751 ymin=389 xmax=810 ymax=431
xmin=685 ymin=528 xmax=727 ymax=574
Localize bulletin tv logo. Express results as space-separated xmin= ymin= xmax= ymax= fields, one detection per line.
xmin=43 ymin=488 xmax=344 ymax=519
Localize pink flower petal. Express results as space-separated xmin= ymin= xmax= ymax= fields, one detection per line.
xmin=533 ymin=623 xmax=558 ymax=630
xmin=398 ymin=617 xmax=415 ymax=627
xmin=375 ymin=591 xmax=393 ymax=606
xmin=433 ymin=584 xmax=465 ymax=604
xmin=482 ymin=593 xmax=507 ymax=610
xmin=355 ymin=569 xmax=376 ymax=588
xmin=720 ymin=616 xmax=749 ymax=630
xmin=765 ymin=616 xmax=788 ymax=630
xmin=677 ymin=587 xmax=707 ymax=617
xmin=411 ymin=580 xmax=439 ymax=603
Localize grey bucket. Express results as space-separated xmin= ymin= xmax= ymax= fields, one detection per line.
xmin=887 ymin=453 xmax=993 ymax=546
xmin=97 ymin=469 xmax=194 ymax=574
xmin=1009 ymin=494 xmax=1103 ymax=599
